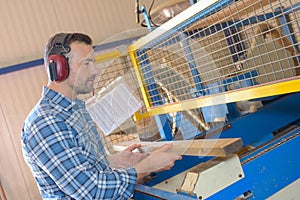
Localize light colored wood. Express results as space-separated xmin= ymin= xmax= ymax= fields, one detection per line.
xmin=180 ymin=172 xmax=198 ymax=192
xmin=113 ymin=138 xmax=242 ymax=157
xmin=0 ymin=0 xmax=165 ymax=69
xmin=0 ymin=180 xmax=7 ymax=200
xmin=0 ymin=67 xmax=46 ymax=200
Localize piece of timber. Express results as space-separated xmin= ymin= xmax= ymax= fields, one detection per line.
xmin=113 ymin=138 xmax=242 ymax=157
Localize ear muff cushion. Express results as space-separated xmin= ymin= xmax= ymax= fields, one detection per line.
xmin=47 ymin=54 xmax=69 ymax=82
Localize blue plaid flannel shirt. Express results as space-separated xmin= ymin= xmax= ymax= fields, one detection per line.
xmin=21 ymin=87 xmax=136 ymax=200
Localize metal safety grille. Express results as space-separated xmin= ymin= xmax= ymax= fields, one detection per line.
xmin=80 ymin=47 xmax=162 ymax=153
xmin=128 ymin=0 xmax=300 ymax=140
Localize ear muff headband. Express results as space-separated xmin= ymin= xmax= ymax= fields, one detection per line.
xmin=46 ymin=33 xmax=71 ymax=82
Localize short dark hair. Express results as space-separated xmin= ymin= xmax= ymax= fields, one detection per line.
xmin=44 ymin=33 xmax=92 ymax=62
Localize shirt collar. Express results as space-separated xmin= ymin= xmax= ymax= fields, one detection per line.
xmin=42 ymin=86 xmax=86 ymax=111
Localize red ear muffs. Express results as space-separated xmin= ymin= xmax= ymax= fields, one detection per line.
xmin=47 ymin=54 xmax=69 ymax=82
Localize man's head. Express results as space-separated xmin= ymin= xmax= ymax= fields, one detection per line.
xmin=44 ymin=33 xmax=98 ymax=99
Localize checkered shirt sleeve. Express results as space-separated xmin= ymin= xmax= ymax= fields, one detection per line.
xmin=21 ymin=88 xmax=137 ymax=200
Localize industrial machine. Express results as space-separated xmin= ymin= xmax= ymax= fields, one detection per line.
xmin=85 ymin=0 xmax=300 ymax=199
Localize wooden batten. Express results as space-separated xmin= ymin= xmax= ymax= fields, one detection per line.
xmin=113 ymin=138 xmax=243 ymax=157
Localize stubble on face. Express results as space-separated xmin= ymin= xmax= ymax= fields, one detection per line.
xmin=66 ymin=42 xmax=97 ymax=97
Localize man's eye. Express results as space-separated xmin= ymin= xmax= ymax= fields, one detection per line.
xmin=82 ymin=60 xmax=95 ymax=66
xmin=82 ymin=61 xmax=90 ymax=66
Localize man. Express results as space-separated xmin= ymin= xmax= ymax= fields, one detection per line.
xmin=21 ymin=33 xmax=181 ymax=200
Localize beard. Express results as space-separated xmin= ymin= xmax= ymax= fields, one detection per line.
xmin=70 ymin=76 xmax=95 ymax=95
xmin=78 ymin=81 xmax=94 ymax=94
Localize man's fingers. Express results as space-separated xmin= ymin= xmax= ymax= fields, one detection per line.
xmin=125 ymin=144 xmax=142 ymax=152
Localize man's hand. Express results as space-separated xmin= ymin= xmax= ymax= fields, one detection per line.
xmin=108 ymin=144 xmax=147 ymax=168
xmin=134 ymin=143 xmax=182 ymax=182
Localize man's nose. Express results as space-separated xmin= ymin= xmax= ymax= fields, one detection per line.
xmin=90 ymin=62 xmax=99 ymax=75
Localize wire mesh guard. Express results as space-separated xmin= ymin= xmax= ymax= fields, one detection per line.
xmin=80 ymin=48 xmax=162 ymax=154
xmin=129 ymin=0 xmax=300 ymax=140
xmin=83 ymin=0 xmax=299 ymax=153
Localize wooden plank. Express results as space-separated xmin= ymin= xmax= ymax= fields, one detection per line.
xmin=113 ymin=138 xmax=242 ymax=157
xmin=0 ymin=180 xmax=7 ymax=200
xmin=0 ymin=68 xmax=44 ymax=200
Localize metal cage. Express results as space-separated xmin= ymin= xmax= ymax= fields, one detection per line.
xmin=80 ymin=44 xmax=163 ymax=154
xmin=128 ymin=0 xmax=300 ymax=141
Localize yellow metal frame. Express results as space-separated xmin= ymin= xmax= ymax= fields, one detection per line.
xmin=95 ymin=50 xmax=122 ymax=64
xmin=134 ymin=78 xmax=300 ymax=121
xmin=128 ymin=0 xmax=219 ymax=112
xmin=126 ymin=0 xmax=300 ymax=122
xmin=127 ymin=0 xmax=219 ymax=52
xmin=129 ymin=51 xmax=152 ymax=109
